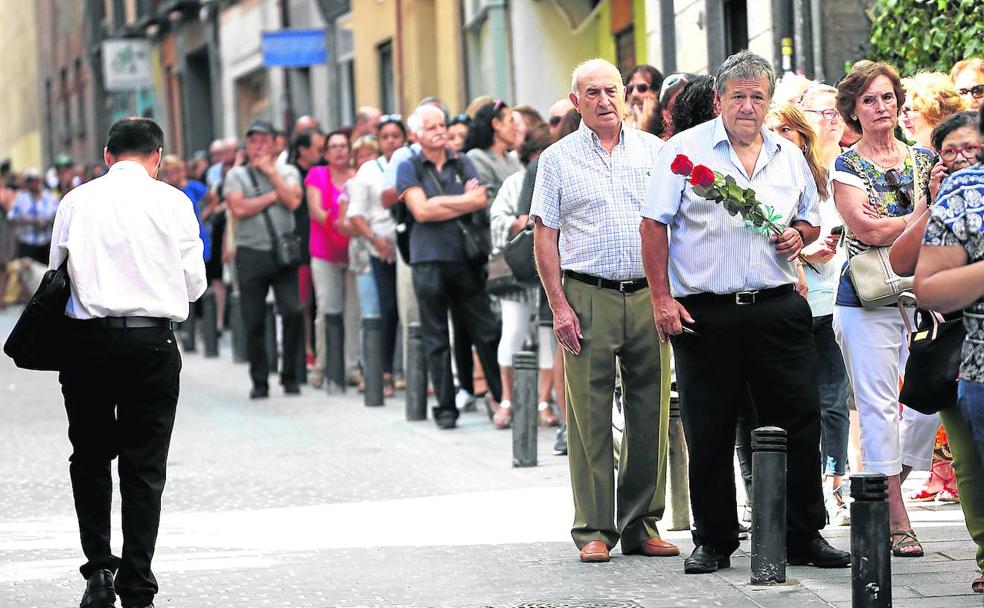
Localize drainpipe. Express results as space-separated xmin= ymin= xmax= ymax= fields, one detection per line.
xmin=486 ymin=0 xmax=511 ymax=102
xmin=395 ymin=0 xmax=405 ymax=114
xmin=793 ymin=0 xmax=808 ymax=75
xmin=810 ymin=0 xmax=825 ymax=82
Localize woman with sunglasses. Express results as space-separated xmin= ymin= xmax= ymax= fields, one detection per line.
xmin=446 ymin=114 xmax=470 ymax=154
xmin=916 ymin=104 xmax=984 ymax=593
xmin=831 ymin=61 xmax=940 ymax=557
xmin=623 ymin=64 xmax=663 ymax=129
xmin=951 ymin=58 xmax=984 ymax=112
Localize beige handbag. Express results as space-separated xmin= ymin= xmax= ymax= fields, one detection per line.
xmin=845 ymin=148 xmax=919 ymax=310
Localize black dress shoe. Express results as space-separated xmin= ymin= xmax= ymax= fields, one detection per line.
xmin=284 ymin=383 xmax=301 ymax=395
xmin=80 ymin=568 xmax=116 ymax=608
xmin=684 ymin=545 xmax=731 ymax=574
xmin=788 ymin=533 xmax=850 ymax=568
xmin=249 ymin=386 xmax=269 ymax=399
xmin=434 ymin=409 xmax=457 ymax=429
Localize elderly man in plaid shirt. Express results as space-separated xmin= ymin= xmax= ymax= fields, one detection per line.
xmin=530 ymin=58 xmax=676 ymax=564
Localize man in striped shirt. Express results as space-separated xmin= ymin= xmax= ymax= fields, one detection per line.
xmin=641 ymin=50 xmax=849 ymax=574
xmin=531 ymin=58 xmax=677 ymax=564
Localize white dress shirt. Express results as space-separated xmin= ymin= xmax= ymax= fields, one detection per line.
xmin=347 ymin=157 xmax=397 ymax=257
xmin=49 ymin=160 xmax=207 ymax=321
xmin=641 ymin=117 xmax=820 ymax=297
xmin=530 ymin=121 xmax=663 ymax=281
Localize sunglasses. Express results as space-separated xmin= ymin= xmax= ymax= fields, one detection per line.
xmin=804 ymin=108 xmax=838 ymax=121
xmin=549 ymin=115 xmax=562 ymax=127
xmin=625 ymin=83 xmax=651 ymax=95
xmin=447 ymin=113 xmax=470 ymax=127
xmin=958 ymin=84 xmax=984 ymax=100
xmin=885 ymin=169 xmax=912 ymax=208
xmin=380 ymin=114 xmax=403 ymax=125
xmin=940 ymin=144 xmax=981 ymax=162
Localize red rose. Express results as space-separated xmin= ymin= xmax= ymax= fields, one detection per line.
xmin=690 ymin=165 xmax=715 ymax=188
xmin=670 ymin=154 xmax=694 ymax=176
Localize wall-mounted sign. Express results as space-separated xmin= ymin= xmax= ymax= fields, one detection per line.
xmin=102 ymin=39 xmax=154 ymax=91
xmin=262 ymin=29 xmax=328 ymax=67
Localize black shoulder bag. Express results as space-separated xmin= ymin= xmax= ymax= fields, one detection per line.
xmin=3 ymin=259 xmax=71 ymax=371
xmin=502 ymin=160 xmax=539 ymax=285
xmin=898 ymin=296 xmax=963 ymax=415
xmin=410 ymin=154 xmax=491 ymax=264
xmin=246 ymin=168 xmax=302 ymax=268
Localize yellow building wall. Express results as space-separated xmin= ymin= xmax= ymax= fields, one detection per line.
xmin=633 ymin=0 xmax=648 ymax=65
xmin=0 ymin=0 xmax=42 ymax=171
xmin=352 ymin=0 xmax=464 ymax=115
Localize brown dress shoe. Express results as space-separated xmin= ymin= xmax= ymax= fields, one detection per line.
xmin=624 ymin=537 xmax=680 ymax=557
xmin=579 ymin=540 xmax=611 ymax=563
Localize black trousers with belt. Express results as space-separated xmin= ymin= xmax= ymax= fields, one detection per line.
xmin=671 ymin=288 xmax=826 ymax=554
xmin=411 ymin=260 xmax=502 ymax=418
xmin=59 ymin=319 xmax=181 ymax=607
xmin=236 ymin=246 xmax=303 ymax=390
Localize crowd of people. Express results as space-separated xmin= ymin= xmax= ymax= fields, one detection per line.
xmin=3 ymin=46 xmax=984 ymax=591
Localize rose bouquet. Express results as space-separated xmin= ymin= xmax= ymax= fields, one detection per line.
xmin=670 ymin=154 xmax=817 ymax=272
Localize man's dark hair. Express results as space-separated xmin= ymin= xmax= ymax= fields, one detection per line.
xmin=671 ymin=75 xmax=717 ymax=134
xmin=930 ymin=111 xmax=977 ymax=152
xmin=624 ymin=64 xmax=664 ymax=92
xmin=106 ymin=117 xmax=164 ymax=157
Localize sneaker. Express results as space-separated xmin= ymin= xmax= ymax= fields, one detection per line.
xmin=553 ymin=424 xmax=568 ymax=455
xmin=455 ymin=388 xmax=476 ymax=412
xmin=831 ymin=504 xmax=851 ymax=526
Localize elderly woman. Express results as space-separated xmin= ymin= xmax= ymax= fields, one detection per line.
xmin=915 ymin=104 xmax=984 ymax=593
xmin=901 ymin=72 xmax=967 ymax=150
xmin=832 ymin=61 xmax=940 ymax=557
xmin=952 ymin=58 xmax=984 ymax=111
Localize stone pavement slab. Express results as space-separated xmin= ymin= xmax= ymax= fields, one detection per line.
xmin=0 ymin=306 xmax=981 ymax=607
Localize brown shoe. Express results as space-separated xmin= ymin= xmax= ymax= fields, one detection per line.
xmin=624 ymin=537 xmax=680 ymax=557
xmin=579 ymin=540 xmax=611 ymax=563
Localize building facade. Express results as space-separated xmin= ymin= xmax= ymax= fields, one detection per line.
xmin=0 ymin=0 xmax=43 ymax=175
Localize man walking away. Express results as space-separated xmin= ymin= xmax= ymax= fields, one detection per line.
xmin=49 ymin=117 xmax=207 ymax=608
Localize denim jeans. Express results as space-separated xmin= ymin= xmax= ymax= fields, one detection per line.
xmin=815 ymin=314 xmax=850 ymax=476
xmin=356 ymin=270 xmax=380 ymax=318
xmin=957 ymin=379 xmax=984 ymax=468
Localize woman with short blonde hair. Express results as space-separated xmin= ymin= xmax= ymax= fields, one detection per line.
xmin=901 ymin=72 xmax=967 ymax=150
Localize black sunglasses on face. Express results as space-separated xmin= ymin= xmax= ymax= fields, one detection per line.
xmin=625 ymin=83 xmax=651 ymax=95
xmin=549 ymin=115 xmax=562 ymax=127
xmin=885 ymin=169 xmax=912 ymax=208
xmin=958 ymin=84 xmax=984 ymax=100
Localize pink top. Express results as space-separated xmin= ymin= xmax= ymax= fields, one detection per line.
xmin=305 ymin=165 xmax=350 ymax=263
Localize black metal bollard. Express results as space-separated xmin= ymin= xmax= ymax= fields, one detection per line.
xmin=265 ymin=303 xmax=278 ymax=374
xmin=201 ymin=288 xmax=219 ymax=358
xmin=666 ymin=396 xmax=691 ymax=530
xmin=362 ymin=317 xmax=384 ymax=407
xmin=750 ymin=426 xmax=787 ymax=585
xmin=324 ymin=313 xmax=346 ymax=394
xmin=851 ymin=473 xmax=891 ymax=608
xmin=180 ymin=301 xmax=197 ymax=352
xmin=228 ymin=292 xmax=248 ymax=363
xmin=405 ymin=322 xmax=427 ymax=421
xmin=512 ymin=351 xmax=538 ymax=467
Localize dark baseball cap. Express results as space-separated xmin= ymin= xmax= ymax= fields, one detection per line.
xmin=245 ymin=119 xmax=275 ymax=137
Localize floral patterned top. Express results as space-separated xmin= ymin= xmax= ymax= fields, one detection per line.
xmin=923 ymin=164 xmax=984 ymax=383
xmin=831 ymin=145 xmax=936 ymax=307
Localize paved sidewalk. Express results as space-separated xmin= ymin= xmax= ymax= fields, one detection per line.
xmin=0 ymin=306 xmax=981 ymax=607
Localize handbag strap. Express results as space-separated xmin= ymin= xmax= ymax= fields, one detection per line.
xmin=246 ymin=167 xmax=280 ymax=244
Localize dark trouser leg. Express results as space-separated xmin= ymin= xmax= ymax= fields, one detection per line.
xmin=814 ymin=314 xmax=850 ymax=477
xmin=735 ymin=387 xmax=758 ymax=502
xmin=371 ymin=257 xmax=399 ymax=374
xmin=451 ymin=310 xmax=474 ymax=394
xmin=412 ymin=262 xmax=456 ymax=415
xmin=60 ymin=325 xmax=120 ymax=578
xmin=237 ymin=248 xmax=274 ymax=390
xmin=271 ymin=265 xmax=302 ymax=386
xmin=615 ymin=288 xmax=670 ymax=551
xmin=447 ymin=262 xmax=502 ymax=403
xmin=672 ymin=299 xmax=744 ymax=554
xmin=114 ymin=327 xmax=180 ymax=607
xmin=744 ymin=294 xmax=826 ymax=541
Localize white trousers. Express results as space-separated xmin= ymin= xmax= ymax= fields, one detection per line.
xmin=833 ymin=305 xmax=937 ymax=474
xmin=497 ymin=298 xmax=555 ymax=369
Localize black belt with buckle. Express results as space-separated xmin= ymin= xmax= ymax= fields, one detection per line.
xmin=564 ymin=270 xmax=648 ymax=294
xmin=85 ymin=316 xmax=174 ymax=330
xmin=680 ymin=284 xmax=794 ymax=306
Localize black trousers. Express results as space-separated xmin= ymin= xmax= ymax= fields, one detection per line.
xmin=412 ymin=261 xmax=502 ymax=417
xmin=370 ymin=256 xmax=399 ymax=375
xmin=58 ymin=320 xmax=181 ymax=608
xmin=671 ymin=290 xmax=826 ymax=553
xmin=236 ymin=247 xmax=303 ymax=389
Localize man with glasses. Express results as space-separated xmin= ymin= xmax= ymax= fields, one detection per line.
xmin=547 ymin=98 xmax=575 ymax=142
xmin=7 ymin=167 xmax=59 ymax=265
xmin=951 ymin=58 xmax=984 ymax=111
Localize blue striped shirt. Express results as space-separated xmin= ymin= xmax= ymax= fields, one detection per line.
xmin=641 ymin=117 xmax=820 ymax=297
xmin=530 ymin=121 xmax=663 ymax=281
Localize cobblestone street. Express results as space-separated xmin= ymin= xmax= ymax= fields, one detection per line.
xmin=1 ymin=307 xmax=981 ymax=608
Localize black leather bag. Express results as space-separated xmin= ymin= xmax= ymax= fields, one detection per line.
xmin=899 ymin=304 xmax=963 ymax=415
xmin=503 ymin=225 xmax=537 ymax=284
xmin=3 ymin=260 xmax=70 ymax=371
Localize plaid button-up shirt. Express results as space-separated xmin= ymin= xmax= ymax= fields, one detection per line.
xmin=530 ymin=121 xmax=662 ymax=281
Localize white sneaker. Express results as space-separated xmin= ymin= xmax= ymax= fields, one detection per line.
xmin=455 ymin=388 xmax=476 ymax=411
xmin=832 ymin=504 xmax=851 ymax=526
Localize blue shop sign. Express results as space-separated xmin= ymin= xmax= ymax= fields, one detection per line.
xmin=262 ymin=29 xmax=328 ymax=67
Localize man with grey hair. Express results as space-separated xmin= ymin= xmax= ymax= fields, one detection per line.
xmin=532 ymin=58 xmax=676 ymax=563
xmin=394 ymin=103 xmax=503 ymax=429
xmin=640 ymin=50 xmax=849 ymax=573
